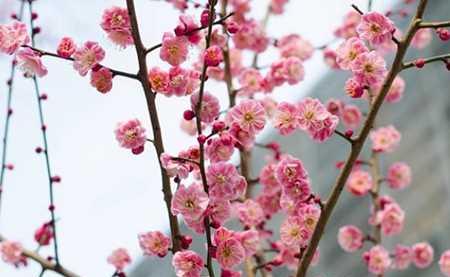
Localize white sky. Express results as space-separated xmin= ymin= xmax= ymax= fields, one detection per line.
xmin=0 ymin=0 xmax=393 ymax=276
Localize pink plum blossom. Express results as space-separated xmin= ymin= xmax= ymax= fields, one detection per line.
xmin=236 ymin=229 xmax=260 ymax=257
xmin=392 ymin=244 xmax=412 ymax=270
xmin=138 ymin=231 xmax=171 ymax=257
xmin=345 ymin=77 xmax=364 ymax=98
xmin=90 ymin=67 xmax=113 ymax=93
xmin=73 ymin=41 xmax=105 ymax=76
xmin=236 ymin=199 xmax=265 ymax=227
xmin=370 ymin=125 xmax=401 ymax=153
xmin=278 ymin=34 xmax=314 ymax=61
xmin=0 ymin=21 xmax=29 ymax=55
xmin=336 ymin=37 xmax=368 ymax=70
xmin=172 ymin=183 xmax=209 ymax=221
xmin=216 ymin=238 xmax=246 ymax=269
xmin=206 ymin=136 xmax=235 ymax=163
xmin=334 ymin=11 xmax=361 ymax=39
xmin=172 ymin=250 xmax=204 ymax=277
xmin=56 ymin=37 xmax=76 ymax=58
xmin=341 ymin=104 xmax=362 ymax=129
xmin=100 ymin=6 xmax=133 ymax=47
xmin=148 ymin=67 xmax=169 ymax=93
xmin=337 ymin=225 xmax=364 ymax=252
xmin=227 ymin=100 xmax=266 ymax=135
xmin=387 ymin=162 xmax=412 ymax=190
xmin=412 ymin=28 xmax=432 ymax=49
xmin=160 ymin=32 xmax=189 ymax=66
xmin=107 ymin=248 xmax=131 ymax=272
xmin=357 ymin=12 xmax=395 ymax=45
xmin=375 ymin=202 xmax=405 ymax=236
xmin=351 ymin=51 xmax=387 ymax=87
xmin=440 ymin=250 xmax=450 ymax=277
xmin=207 ymin=162 xmax=246 ymax=200
xmin=412 ymin=242 xmax=434 ymax=268
xmin=273 ymin=102 xmax=299 ymax=136
xmin=238 ymin=68 xmax=263 ymax=96
xmin=363 ymin=245 xmax=392 ymax=275
xmin=191 ymin=91 xmax=220 ymax=123
xmin=16 ymin=48 xmax=48 ymax=77
xmin=346 ymin=170 xmax=373 ymax=196
xmin=203 ymin=45 xmax=223 ymax=67
xmin=114 ymin=119 xmax=146 ymax=152
xmin=0 ymin=240 xmax=24 ymax=265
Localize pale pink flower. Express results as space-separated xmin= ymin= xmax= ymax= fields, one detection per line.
xmin=299 ymin=204 xmax=321 ymax=232
xmin=280 ymin=215 xmax=309 ymax=247
xmin=56 ymin=37 xmax=76 ymax=58
xmin=275 ymin=155 xmax=308 ymax=186
xmin=323 ymin=48 xmax=340 ymax=69
xmin=387 ymin=162 xmax=411 ymax=190
xmin=205 ymin=136 xmax=235 ymax=163
xmin=386 ymin=76 xmax=405 ymax=103
xmin=167 ymin=66 xmax=198 ymax=97
xmin=412 ymin=28 xmax=432 ymax=49
xmin=376 ymin=202 xmax=405 ymax=236
xmin=274 ymin=242 xmax=299 ymax=269
xmin=107 ymin=248 xmax=131 ymax=271
xmin=412 ymin=242 xmax=434 ymax=269
xmin=115 ymin=119 xmax=146 ymax=152
xmin=334 ymin=11 xmax=361 ymax=39
xmin=138 ymin=231 xmax=171 ymax=257
xmin=237 ymin=199 xmax=265 ymax=227
xmin=273 ymin=102 xmax=299 ymax=136
xmin=90 ymin=67 xmax=113 ymax=93
xmin=260 ymin=97 xmax=278 ymax=118
xmin=351 ymin=51 xmax=387 ymax=87
xmin=0 ymin=21 xmax=29 ymax=55
xmin=16 ymin=48 xmax=48 ymax=77
xmin=337 ymin=225 xmax=363 ymax=252
xmin=341 ymin=104 xmax=362 ymax=129
xmin=227 ymin=100 xmax=266 ymax=135
xmin=311 ymin=115 xmax=339 ymax=142
xmin=160 ymin=32 xmax=189 ymax=66
xmin=216 ymin=238 xmax=246 ymax=269
xmin=73 ymin=41 xmax=105 ymax=76
xmin=228 ymin=123 xmax=255 ymax=150
xmin=440 ymin=250 xmax=450 ymax=276
xmin=207 ymin=162 xmax=245 ymax=200
xmin=236 ymin=229 xmax=259 ymax=257
xmin=336 ymin=37 xmax=369 ymax=70
xmin=209 ymin=199 xmax=232 ymax=226
xmin=184 ymin=215 xmax=206 ymax=234
xmin=270 ymin=0 xmax=289 ymax=14
xmin=172 ymin=250 xmax=204 ymax=277
xmin=345 ymin=77 xmax=364 ymax=98
xmin=278 ymin=34 xmax=314 ymax=61
xmin=232 ymin=20 xmax=269 ymax=53
xmin=370 ymin=125 xmax=401 ymax=153
xmin=346 ymin=170 xmax=372 ymax=196
xmin=168 ymin=0 xmax=188 ymax=11
xmin=100 ymin=6 xmax=133 ymax=47
xmin=172 ymin=183 xmax=209 ymax=220
xmin=0 ymin=240 xmax=23 ymax=265
xmin=281 ymin=179 xmax=312 ymax=205
xmin=238 ymin=68 xmax=263 ymax=96
xmin=180 ymin=119 xmax=199 ymax=136
xmin=392 ymin=244 xmax=412 ymax=270
xmin=357 ymin=12 xmax=395 ymax=45
xmin=203 ymin=45 xmax=223 ymax=67
xmin=282 ymin=57 xmax=305 ymax=85
xmin=259 ymin=163 xmax=281 ymax=194
xmin=190 ymin=91 xmax=220 ymax=123
xmin=148 ymin=67 xmax=169 ymax=93
xmin=363 ymin=245 xmax=392 ymax=275
xmin=230 ymin=0 xmax=250 ymax=16
xmin=160 ymin=153 xmax=190 ymax=179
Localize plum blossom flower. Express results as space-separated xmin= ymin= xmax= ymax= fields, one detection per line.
xmin=190 ymin=91 xmax=220 ymax=123
xmin=56 ymin=37 xmax=76 ymax=58
xmin=160 ymin=32 xmax=189 ymax=66
xmin=357 ymin=12 xmax=395 ymax=45
xmin=338 ymin=225 xmax=364 ymax=252
xmin=412 ymin=28 xmax=432 ymax=49
xmin=326 ymin=98 xmax=344 ymax=116
xmin=412 ymin=242 xmax=434 ymax=269
xmin=232 ymin=20 xmax=269 ymax=53
xmin=228 ymin=123 xmax=255 ymax=150
xmin=259 ymin=163 xmax=281 ymax=194
xmin=160 ymin=153 xmax=190 ymax=179
xmin=341 ymin=104 xmax=362 ymax=129
xmin=100 ymin=6 xmax=133 ymax=47
xmin=115 ymin=119 xmax=146 ymax=153
xmin=209 ymin=199 xmax=232 ymax=226
xmin=172 ymin=250 xmax=204 ymax=277
xmin=167 ymin=66 xmax=200 ymax=97
xmin=227 ymin=100 xmax=266 ymax=135
xmin=216 ymin=238 xmax=246 ymax=269
xmin=334 ymin=11 xmax=361 ymax=39
xmin=0 ymin=21 xmax=29 ymax=55
xmin=270 ymin=0 xmax=289 ymax=14
xmin=346 ymin=170 xmax=373 ymax=196
xmin=90 ymin=67 xmax=113 ymax=93
xmin=273 ymin=102 xmax=299 ymax=136
xmin=275 ymin=155 xmax=308 ymax=186
xmin=172 ymin=183 xmax=209 ymax=220
xmin=392 ymin=244 xmax=412 ymax=270
xmin=386 ymin=76 xmax=405 ymax=103
xmin=387 ymin=162 xmax=411 ymax=190
xmin=236 ymin=199 xmax=265 ymax=227
xmin=107 ymin=248 xmax=131 ymax=272
xmin=34 ymin=222 xmax=54 ymax=246
xmin=138 ymin=231 xmax=171 ymax=257
xmin=375 ymin=202 xmax=405 ymax=236
xmin=203 ymin=45 xmax=223 ymax=67
xmin=207 ymin=162 xmax=246 ymax=200
xmin=351 ymin=51 xmax=387 ymax=87
xmin=370 ymin=125 xmax=401 ymax=153
xmin=205 ymin=136 xmax=235 ymax=163
xmin=363 ymin=245 xmax=392 ymax=275
xmin=440 ymin=250 xmax=450 ymax=276
xmin=174 ymin=15 xmax=201 ymax=44
xmin=73 ymin=41 xmax=105 ymax=76
xmin=16 ymin=48 xmax=48 ymax=77
xmin=238 ymin=68 xmax=263 ymax=96
xmin=280 ymin=215 xmax=310 ymax=247
xmin=278 ymin=34 xmax=314 ymax=61
xmin=345 ymin=77 xmax=364 ymax=98
xmin=148 ymin=67 xmax=169 ymax=93
xmin=236 ymin=229 xmax=260 ymax=257
xmin=336 ymin=37 xmax=368 ymax=70
xmin=0 ymin=240 xmax=24 ymax=265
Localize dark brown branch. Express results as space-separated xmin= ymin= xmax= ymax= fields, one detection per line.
xmin=334 ymin=130 xmax=355 ymax=145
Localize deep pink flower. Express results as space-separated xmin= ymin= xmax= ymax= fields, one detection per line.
xmin=336 ymin=37 xmax=369 ymax=70
xmin=16 ymin=48 xmax=48 ymax=77
xmin=341 ymin=104 xmax=362 ymax=129
xmin=0 ymin=21 xmax=29 ymax=55
xmin=351 ymin=51 xmax=387 ymax=87
xmin=357 ymin=12 xmax=395 ymax=45
xmin=56 ymin=37 xmax=76 ymax=58
xmin=227 ymin=100 xmax=266 ymax=135
xmin=273 ymin=102 xmax=299 ymax=136
xmin=190 ymin=91 xmax=220 ymax=123
xmin=346 ymin=170 xmax=372 ymax=196
xmin=206 ymin=136 xmax=235 ymax=163
xmin=216 ymin=238 xmax=246 ymax=269
xmin=376 ymin=202 xmax=405 ymax=236
xmin=345 ymin=77 xmax=364 ymax=98
xmin=257 ymin=191 xmax=281 ymax=216
xmin=278 ymin=34 xmax=314 ymax=61
xmin=138 ymin=231 xmax=171 ymax=257
xmin=237 ymin=199 xmax=265 ymax=227
xmin=370 ymin=125 xmax=401 ymax=153
xmin=337 ymin=225 xmax=364 ymax=252
xmin=228 ymin=123 xmax=255 ymax=150
xmin=387 ymin=162 xmax=411 ymax=190
xmin=171 ymin=183 xmax=209 ymax=220
xmin=0 ymin=240 xmax=24 ymax=265
xmin=363 ymin=245 xmax=391 ymax=275
xmin=160 ymin=32 xmax=189 ymax=66
xmin=238 ymin=68 xmax=263 ymax=96
xmin=326 ymin=98 xmax=344 ymax=116
xmin=114 ymin=119 xmax=146 ymax=151
xmin=412 ymin=242 xmax=434 ymax=269
xmin=392 ymin=244 xmax=412 ymax=270
xmin=90 ymin=67 xmax=113 ymax=93
xmin=275 ymin=155 xmax=308 ymax=186
xmin=334 ymin=11 xmax=361 ymax=39
xmin=172 ymin=250 xmax=204 ymax=277
xmin=107 ymin=248 xmax=131 ymax=271
xmin=207 ymin=162 xmax=245 ymax=201
xmin=148 ymin=67 xmax=169 ymax=93
xmin=34 ymin=223 xmax=54 ymax=246
xmin=203 ymin=45 xmax=223 ymax=67
xmin=100 ymin=6 xmax=133 ymax=47
xmin=174 ymin=15 xmax=201 ymax=44
xmin=440 ymin=250 xmax=450 ymax=276
xmin=73 ymin=41 xmax=105 ymax=76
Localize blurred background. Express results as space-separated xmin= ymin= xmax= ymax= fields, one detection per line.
xmin=0 ymin=0 xmax=449 ymax=276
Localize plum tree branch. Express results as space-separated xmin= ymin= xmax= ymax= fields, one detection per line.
xmin=402 ymin=53 xmax=450 ymax=69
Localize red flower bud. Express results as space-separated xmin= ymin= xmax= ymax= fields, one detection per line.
xmin=414 ymin=58 xmax=425 ymax=68
xmin=180 ymin=235 xmax=193 ymax=249
xmin=437 ymin=28 xmax=450 ymax=41
xmin=132 ymin=145 xmax=145 ymax=155
xmin=183 ymin=110 xmax=196 ymax=121
xmin=197 ymin=135 xmax=207 ymax=144
xmin=34 ymin=223 xmax=54 ymax=246
xmin=51 ymin=175 xmax=61 ymax=183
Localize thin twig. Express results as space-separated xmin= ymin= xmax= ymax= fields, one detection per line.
xmin=402 ymin=53 xmax=450 ymax=69
xmin=419 ymin=20 xmax=450 ymax=28
xmin=334 ymin=130 xmax=355 ymax=145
